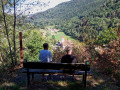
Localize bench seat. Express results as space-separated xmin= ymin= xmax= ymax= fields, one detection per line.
xmin=22 ymin=68 xmax=91 ymax=75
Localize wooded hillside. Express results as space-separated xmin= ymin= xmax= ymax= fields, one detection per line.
xmin=59 ymin=0 xmax=120 ymax=45
xmin=27 ymin=0 xmax=105 ymax=25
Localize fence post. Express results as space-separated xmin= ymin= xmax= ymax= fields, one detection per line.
xmin=19 ymin=32 xmax=23 ymax=67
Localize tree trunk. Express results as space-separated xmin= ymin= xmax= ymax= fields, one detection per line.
xmin=1 ymin=0 xmax=14 ymax=65
xmin=13 ymin=0 xmax=17 ymax=64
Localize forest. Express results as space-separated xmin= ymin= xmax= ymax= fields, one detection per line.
xmin=0 ymin=0 xmax=120 ymax=89
xmin=28 ymin=0 xmax=106 ymax=26
xmin=59 ymin=0 xmax=120 ymax=45
xmin=31 ymin=0 xmax=105 ymax=21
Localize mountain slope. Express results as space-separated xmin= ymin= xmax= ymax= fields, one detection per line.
xmin=60 ymin=0 xmax=120 ymax=44
xmin=29 ymin=0 xmax=105 ymax=23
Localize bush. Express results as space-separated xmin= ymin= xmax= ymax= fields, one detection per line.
xmin=93 ymin=40 xmax=120 ymax=76
xmin=23 ymin=30 xmax=51 ymax=61
xmin=52 ymin=43 xmax=92 ymax=63
xmin=95 ymin=28 xmax=118 ymax=45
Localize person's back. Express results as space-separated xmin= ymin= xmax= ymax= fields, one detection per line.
xmin=61 ymin=47 xmax=78 ymax=75
xmin=39 ymin=43 xmax=52 ymax=62
xmin=61 ymin=47 xmax=78 ymax=63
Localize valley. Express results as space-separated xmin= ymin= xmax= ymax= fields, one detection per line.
xmin=0 ymin=0 xmax=120 ymax=89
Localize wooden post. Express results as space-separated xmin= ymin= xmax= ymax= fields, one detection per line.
xmin=84 ymin=70 xmax=87 ymax=87
xmin=27 ymin=67 xmax=30 ymax=86
xmin=32 ymin=73 xmax=34 ymax=80
xmin=19 ymin=32 xmax=23 ymax=67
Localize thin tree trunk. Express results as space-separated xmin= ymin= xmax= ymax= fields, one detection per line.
xmin=1 ymin=0 xmax=14 ymax=65
xmin=13 ymin=0 xmax=17 ymax=64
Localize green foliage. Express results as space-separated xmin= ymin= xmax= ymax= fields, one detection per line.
xmin=23 ymin=30 xmax=49 ymax=61
xmin=95 ymin=28 xmax=118 ymax=45
xmin=58 ymin=0 xmax=120 ymax=45
xmin=51 ymin=35 xmax=56 ymax=44
xmin=0 ymin=1 xmax=18 ymax=67
xmin=28 ymin=0 xmax=105 ymax=25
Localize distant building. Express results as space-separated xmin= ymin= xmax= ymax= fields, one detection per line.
xmin=61 ymin=36 xmax=65 ymax=43
xmin=61 ymin=36 xmax=65 ymax=48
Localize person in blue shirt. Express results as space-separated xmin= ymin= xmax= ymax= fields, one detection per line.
xmin=39 ymin=43 xmax=52 ymax=62
xmin=39 ymin=43 xmax=52 ymax=80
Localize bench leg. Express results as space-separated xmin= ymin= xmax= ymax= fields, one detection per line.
xmin=32 ymin=73 xmax=34 ymax=80
xmin=64 ymin=74 xmax=67 ymax=81
xmin=42 ymin=74 xmax=45 ymax=81
xmin=82 ymin=75 xmax=85 ymax=82
xmin=49 ymin=74 xmax=52 ymax=80
xmin=27 ymin=72 xmax=30 ymax=86
xmin=83 ymin=71 xmax=87 ymax=88
xmin=72 ymin=74 xmax=75 ymax=81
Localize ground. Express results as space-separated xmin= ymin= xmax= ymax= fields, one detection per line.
xmin=0 ymin=66 xmax=120 ymax=90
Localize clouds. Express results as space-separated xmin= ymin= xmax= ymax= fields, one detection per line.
xmin=11 ymin=0 xmax=71 ymax=15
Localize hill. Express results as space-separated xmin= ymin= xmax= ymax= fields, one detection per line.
xmin=59 ymin=0 xmax=120 ymax=45
xmin=27 ymin=0 xmax=105 ymax=25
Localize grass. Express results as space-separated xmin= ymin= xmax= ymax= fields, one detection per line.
xmin=37 ymin=26 xmax=79 ymax=43
xmin=46 ymin=81 xmax=84 ymax=90
xmin=0 ymin=82 xmax=20 ymax=90
xmin=49 ymin=31 xmax=78 ymax=42
xmin=29 ymin=80 xmax=84 ymax=90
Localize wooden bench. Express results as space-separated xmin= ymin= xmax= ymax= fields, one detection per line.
xmin=23 ymin=60 xmax=90 ymax=87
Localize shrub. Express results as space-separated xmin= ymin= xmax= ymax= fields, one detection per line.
xmin=23 ymin=30 xmax=51 ymax=61
xmin=52 ymin=43 xmax=92 ymax=63
xmin=95 ymin=28 xmax=118 ymax=45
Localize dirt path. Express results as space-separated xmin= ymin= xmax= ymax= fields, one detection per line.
xmin=0 ymin=66 xmax=120 ymax=90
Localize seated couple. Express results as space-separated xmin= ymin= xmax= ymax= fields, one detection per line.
xmin=39 ymin=43 xmax=78 ymax=63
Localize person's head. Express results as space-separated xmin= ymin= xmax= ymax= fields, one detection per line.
xmin=43 ymin=43 xmax=48 ymax=50
xmin=65 ymin=46 xmax=72 ymax=55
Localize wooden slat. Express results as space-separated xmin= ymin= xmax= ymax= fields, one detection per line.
xmin=23 ymin=62 xmax=90 ymax=71
xmin=22 ymin=69 xmax=92 ymax=75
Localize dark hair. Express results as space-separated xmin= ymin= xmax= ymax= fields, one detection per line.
xmin=43 ymin=43 xmax=48 ymax=49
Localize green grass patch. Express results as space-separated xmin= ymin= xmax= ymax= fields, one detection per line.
xmin=49 ymin=31 xmax=78 ymax=42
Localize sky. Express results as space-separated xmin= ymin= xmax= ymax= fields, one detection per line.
xmin=7 ymin=0 xmax=71 ymax=15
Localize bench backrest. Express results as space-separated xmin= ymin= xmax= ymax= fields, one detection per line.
xmin=23 ymin=62 xmax=90 ymax=71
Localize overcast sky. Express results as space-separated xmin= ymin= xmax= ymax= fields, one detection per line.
xmin=8 ymin=0 xmax=71 ymax=15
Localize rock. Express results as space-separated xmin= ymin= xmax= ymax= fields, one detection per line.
xmin=95 ymin=46 xmax=104 ymax=55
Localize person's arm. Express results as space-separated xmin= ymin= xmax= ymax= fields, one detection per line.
xmin=49 ymin=51 xmax=52 ymax=62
